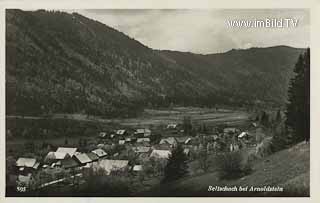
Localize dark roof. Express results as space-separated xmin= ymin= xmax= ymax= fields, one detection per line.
xmin=87 ymin=152 xmax=99 ymax=161
xmin=176 ymin=137 xmax=191 ymax=143
xmin=61 ymin=157 xmax=79 ymax=169
xmin=74 ymin=153 xmax=92 ymax=164
xmin=159 ymin=137 xmax=177 ymax=145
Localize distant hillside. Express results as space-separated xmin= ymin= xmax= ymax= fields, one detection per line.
xmin=160 ymin=46 xmax=304 ymax=106
xmin=6 ymin=9 xmax=305 ymax=117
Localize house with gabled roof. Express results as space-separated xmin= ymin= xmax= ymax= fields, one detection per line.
xmin=16 ymin=158 xmax=40 ymax=173
xmin=56 ymin=147 xmax=77 ymax=157
xmin=125 ymin=137 xmax=136 ymax=143
xmin=137 ymin=137 xmax=151 ymax=144
xmin=86 ymin=152 xmax=99 ymax=162
xmin=159 ymin=137 xmax=177 ymax=147
xmin=99 ymin=132 xmax=107 ymax=138
xmin=132 ymin=146 xmax=151 ymax=153
xmin=150 ymin=149 xmax=171 ymax=159
xmin=16 ymin=158 xmax=37 ymax=168
xmin=92 ymin=148 xmax=107 ymax=158
xmin=167 ymin=123 xmax=179 ymax=129
xmin=46 ymin=152 xmax=69 ymax=160
xmin=238 ymin=131 xmax=251 ymax=140
xmin=73 ymin=153 xmax=92 ymax=166
xmin=134 ymin=128 xmax=151 ymax=137
xmin=44 ymin=151 xmax=70 ymax=164
xmin=116 ymin=129 xmax=126 ymax=136
xmin=132 ymin=165 xmax=143 ymax=172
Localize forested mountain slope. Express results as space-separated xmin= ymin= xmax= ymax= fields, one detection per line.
xmin=6 ymin=9 xmax=305 ymax=117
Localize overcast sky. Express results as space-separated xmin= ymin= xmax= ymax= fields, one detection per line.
xmin=69 ymin=9 xmax=309 ymax=54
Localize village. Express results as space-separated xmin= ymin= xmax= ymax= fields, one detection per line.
xmin=6 ymin=116 xmax=263 ymax=194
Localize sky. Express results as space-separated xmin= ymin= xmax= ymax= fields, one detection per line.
xmin=68 ymin=9 xmax=309 ymax=54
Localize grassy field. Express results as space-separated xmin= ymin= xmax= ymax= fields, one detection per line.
xmin=116 ymin=107 xmax=250 ymax=127
xmin=6 ymin=106 xmax=251 ymax=148
xmin=7 ymin=107 xmax=250 ymax=127
xmin=142 ymin=142 xmax=310 ymax=197
xmin=51 ymin=107 xmax=251 ymax=127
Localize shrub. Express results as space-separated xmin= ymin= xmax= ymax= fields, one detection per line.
xmin=216 ymin=151 xmax=252 ymax=180
xmin=255 ymin=137 xmax=273 ymax=158
xmin=80 ymin=167 xmax=131 ymax=196
xmin=197 ymin=148 xmax=210 ymax=172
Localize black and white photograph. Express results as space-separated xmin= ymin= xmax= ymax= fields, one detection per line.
xmin=4 ymin=7 xmax=311 ymax=197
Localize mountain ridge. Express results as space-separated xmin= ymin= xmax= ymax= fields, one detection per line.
xmin=6 ymin=9 xmax=306 ymax=117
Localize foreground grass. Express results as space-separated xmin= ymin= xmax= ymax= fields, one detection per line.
xmin=141 ymin=142 xmax=310 ymax=197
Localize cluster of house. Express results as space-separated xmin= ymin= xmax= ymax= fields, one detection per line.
xmin=14 ymin=147 xmax=106 ymax=187
xmin=99 ymin=128 xmax=153 ymax=145
xmin=12 ymin=123 xmax=258 ymax=190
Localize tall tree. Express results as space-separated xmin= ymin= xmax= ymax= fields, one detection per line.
xmin=182 ymin=116 xmax=193 ymax=136
xmin=198 ymin=146 xmax=210 ymax=172
xmin=275 ymin=109 xmax=282 ymax=123
xmin=260 ymin=111 xmax=269 ymax=127
xmin=163 ymin=145 xmax=189 ymax=183
xmin=285 ymin=48 xmax=310 ymax=143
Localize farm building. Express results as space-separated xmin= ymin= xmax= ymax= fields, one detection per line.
xmin=99 ymin=132 xmax=107 ymax=138
xmin=238 ymin=132 xmax=250 ymax=139
xmin=92 ymin=148 xmax=108 ymax=158
xmin=132 ymin=146 xmax=151 ymax=153
xmin=166 ymin=123 xmax=179 ymax=129
xmin=56 ymin=147 xmax=77 ymax=157
xmin=86 ymin=152 xmax=99 ymax=162
xmin=73 ymin=153 xmax=92 ymax=166
xmin=150 ymin=149 xmax=171 ymax=159
xmin=125 ymin=137 xmax=133 ymax=142
xmin=159 ymin=137 xmax=177 ymax=147
xmin=183 ymin=148 xmax=191 ymax=156
xmin=116 ymin=129 xmax=127 ymax=136
xmin=134 ymin=128 xmax=151 ymax=137
xmin=132 ymin=165 xmax=143 ymax=172
xmin=16 ymin=158 xmax=40 ymax=173
xmin=137 ymin=138 xmax=151 ymax=144
xmin=44 ymin=152 xmax=70 ymax=164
